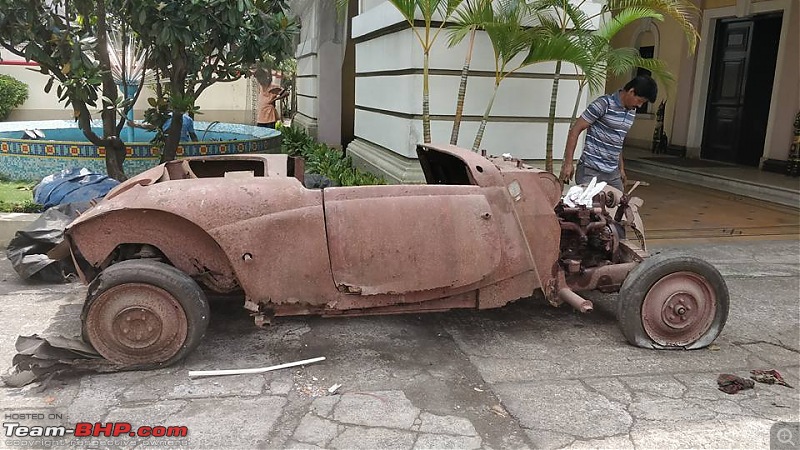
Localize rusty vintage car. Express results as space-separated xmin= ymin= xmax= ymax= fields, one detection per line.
xmin=63 ymin=143 xmax=729 ymax=367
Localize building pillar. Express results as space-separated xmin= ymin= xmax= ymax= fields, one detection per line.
xmin=292 ymin=0 xmax=345 ymax=146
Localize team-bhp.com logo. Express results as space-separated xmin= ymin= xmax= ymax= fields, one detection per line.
xmin=4 ymin=422 xmax=188 ymax=438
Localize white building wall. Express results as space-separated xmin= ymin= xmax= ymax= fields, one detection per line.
xmin=346 ymin=0 xmax=597 ymax=182
xmin=1 ymin=49 xmax=255 ymax=124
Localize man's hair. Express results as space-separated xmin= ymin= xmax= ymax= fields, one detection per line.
xmin=253 ymin=67 xmax=272 ymax=88
xmin=624 ymin=75 xmax=658 ymax=103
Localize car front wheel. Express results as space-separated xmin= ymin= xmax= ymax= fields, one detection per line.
xmin=82 ymin=259 xmax=210 ymax=367
xmin=617 ymin=254 xmax=729 ymax=349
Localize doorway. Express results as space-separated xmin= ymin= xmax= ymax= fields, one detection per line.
xmin=701 ymin=13 xmax=782 ymax=166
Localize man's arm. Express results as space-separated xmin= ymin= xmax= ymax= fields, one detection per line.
xmin=126 ymin=119 xmax=156 ymax=131
xmin=276 ymin=88 xmax=290 ymax=101
xmin=619 ymin=153 xmax=626 ymax=188
xmin=559 ymin=117 xmax=591 ymax=184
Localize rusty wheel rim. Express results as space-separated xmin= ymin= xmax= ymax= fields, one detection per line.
xmin=641 ymin=271 xmax=716 ymax=347
xmin=85 ymin=283 xmax=188 ymax=365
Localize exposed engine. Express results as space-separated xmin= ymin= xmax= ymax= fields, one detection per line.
xmin=556 ymin=189 xmax=629 ymax=275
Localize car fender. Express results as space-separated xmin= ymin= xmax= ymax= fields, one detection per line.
xmin=68 ymin=208 xmax=239 ymax=293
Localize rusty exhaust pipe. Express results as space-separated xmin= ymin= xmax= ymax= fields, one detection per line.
xmin=558 ymin=288 xmax=593 ymax=313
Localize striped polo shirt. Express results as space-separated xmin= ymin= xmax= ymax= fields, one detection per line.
xmin=579 ymin=91 xmax=635 ymax=173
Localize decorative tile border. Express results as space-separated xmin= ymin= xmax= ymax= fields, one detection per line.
xmin=0 ymin=120 xmax=282 ymax=181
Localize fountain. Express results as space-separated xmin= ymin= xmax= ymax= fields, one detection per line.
xmin=0 ymin=33 xmax=281 ymax=181
xmin=0 ymin=120 xmax=281 ymax=181
xmin=107 ymin=32 xmax=145 ymax=144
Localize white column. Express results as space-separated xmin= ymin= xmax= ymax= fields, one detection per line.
xmin=292 ymin=0 xmax=345 ymax=146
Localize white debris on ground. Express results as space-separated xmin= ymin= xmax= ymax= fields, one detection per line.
xmin=562 ymin=177 xmax=607 ymax=208
xmin=293 ymin=370 xmax=334 ymax=397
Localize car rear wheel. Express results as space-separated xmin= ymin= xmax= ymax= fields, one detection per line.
xmin=82 ymin=260 xmax=210 ymax=367
xmin=617 ymin=254 xmax=729 ymax=349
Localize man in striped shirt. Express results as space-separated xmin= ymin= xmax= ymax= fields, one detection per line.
xmin=559 ymin=75 xmax=658 ymax=191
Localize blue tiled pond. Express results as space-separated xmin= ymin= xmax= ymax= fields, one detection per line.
xmin=0 ymin=120 xmax=282 ymax=181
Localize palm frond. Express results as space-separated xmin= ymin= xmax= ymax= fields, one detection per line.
xmin=481 ymin=0 xmax=531 ymax=70
xmin=483 ymin=23 xmax=530 ymax=70
xmin=447 ymin=0 xmax=491 ymax=47
xmin=604 ymin=0 xmax=699 ymax=52
xmin=606 ymin=47 xmax=674 ymax=89
xmin=527 ymin=0 xmax=591 ymax=30
xmin=522 ymin=32 xmax=590 ymax=69
xmin=387 ymin=0 xmax=417 ymax=22
xmin=597 ymin=7 xmax=663 ymax=41
xmin=531 ymin=12 xmax=564 ymax=35
xmin=448 ymin=25 xmax=473 ymax=47
xmin=439 ymin=0 xmax=466 ymax=18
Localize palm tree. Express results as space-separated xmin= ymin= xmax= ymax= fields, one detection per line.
xmin=446 ymin=0 xmax=492 ymax=145
xmin=569 ymin=8 xmax=675 ymax=123
xmin=530 ymin=0 xmax=699 ymax=172
xmin=471 ymin=1 xmax=591 ymax=152
xmin=577 ymin=0 xmax=700 ymax=103
xmin=604 ymin=0 xmax=699 ymax=50
xmin=527 ymin=0 xmax=591 ymax=172
xmin=388 ymin=0 xmax=465 ymax=143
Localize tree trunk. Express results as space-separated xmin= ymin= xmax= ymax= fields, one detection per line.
xmin=450 ymin=29 xmax=476 ymax=145
xmin=162 ymin=56 xmax=189 ymax=162
xmin=161 ymin=112 xmax=184 ymax=163
xmin=472 ymin=83 xmax=499 ymax=152
xmin=545 ymin=60 xmax=562 ymax=173
xmin=422 ymin=50 xmax=431 ymax=143
xmin=571 ymin=81 xmax=585 ymax=125
xmin=95 ymin=0 xmax=128 ymax=180
xmin=104 ymin=137 xmax=128 ymax=181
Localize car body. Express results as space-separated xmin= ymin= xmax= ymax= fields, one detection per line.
xmin=64 ymin=144 xmax=729 ymax=367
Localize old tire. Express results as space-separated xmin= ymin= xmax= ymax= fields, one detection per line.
xmin=617 ymin=254 xmax=729 ymax=349
xmin=82 ymin=260 xmax=210 ymax=368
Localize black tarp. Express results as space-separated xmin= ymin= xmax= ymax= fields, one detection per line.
xmin=6 ymin=202 xmax=91 ymax=282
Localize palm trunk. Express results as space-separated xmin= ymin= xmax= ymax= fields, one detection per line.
xmin=472 ymin=83 xmax=499 ymax=152
xmin=545 ymin=60 xmax=562 ymax=173
xmin=571 ymin=81 xmax=585 ymax=124
xmin=422 ymin=50 xmax=431 ymax=143
xmin=450 ymin=29 xmax=477 ymax=145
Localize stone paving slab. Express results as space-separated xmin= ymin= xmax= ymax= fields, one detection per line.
xmin=0 ymin=240 xmax=797 ymax=449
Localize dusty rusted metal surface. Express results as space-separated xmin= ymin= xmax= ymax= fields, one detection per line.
xmin=68 ymin=144 xmax=655 ymax=324
xmin=69 ymin=209 xmax=239 ymax=293
xmin=566 ymin=262 xmax=638 ymax=293
xmin=83 ymin=283 xmax=188 ymax=365
xmin=324 ymin=185 xmax=501 ymax=296
xmin=558 ymin=288 xmax=594 ymax=313
xmin=285 ymin=291 xmax=477 ymax=318
xmin=641 ymin=271 xmax=717 ymax=346
xmin=53 ymin=143 xmax=736 ymax=365
xmin=477 ymin=271 xmax=539 ymax=309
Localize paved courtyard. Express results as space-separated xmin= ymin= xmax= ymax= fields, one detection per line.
xmin=0 ymin=238 xmax=798 ymax=449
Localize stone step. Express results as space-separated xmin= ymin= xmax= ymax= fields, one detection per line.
xmin=626 ymin=158 xmax=800 ymax=210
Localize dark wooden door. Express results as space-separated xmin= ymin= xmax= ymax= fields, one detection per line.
xmin=702 ymin=20 xmax=753 ymax=163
